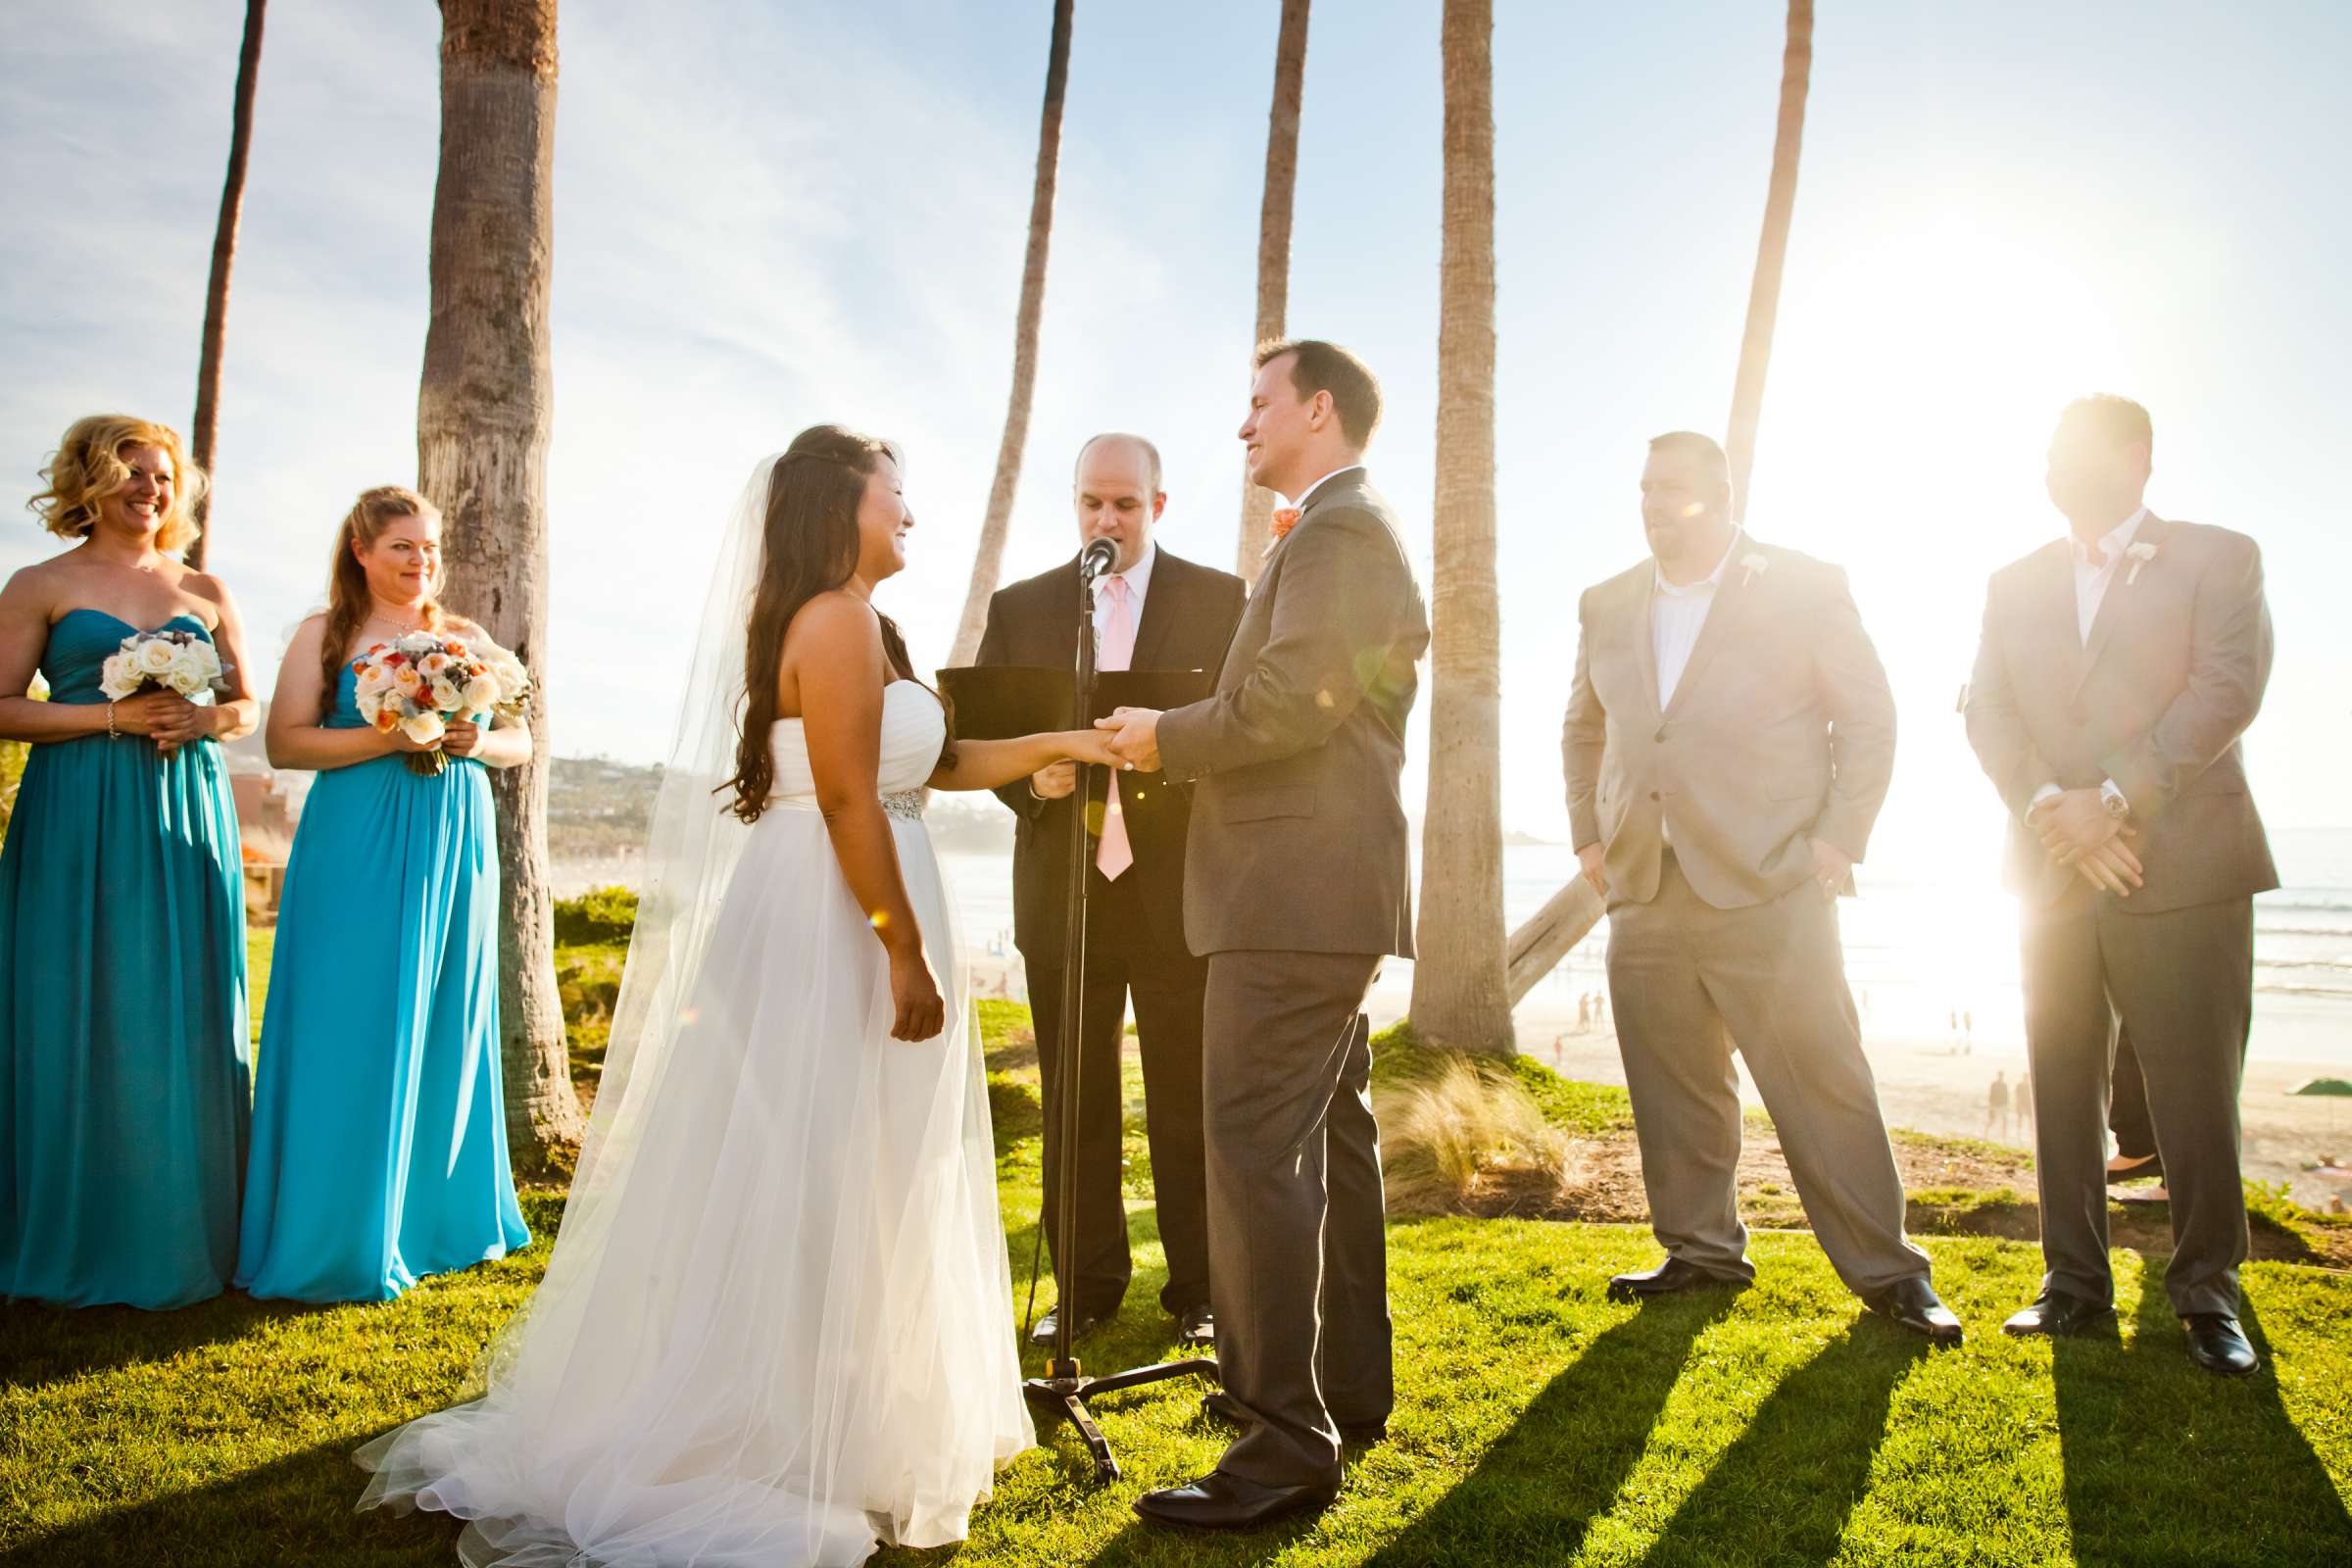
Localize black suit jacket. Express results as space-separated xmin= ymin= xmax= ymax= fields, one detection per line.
xmin=1156 ymin=468 xmax=1430 ymax=957
xmin=976 ymin=546 xmax=1248 ymax=960
xmin=1965 ymin=512 xmax=2278 ymax=913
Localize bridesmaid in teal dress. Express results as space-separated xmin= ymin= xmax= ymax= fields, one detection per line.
xmin=0 ymin=415 xmax=259 ymax=1310
xmin=235 ymin=484 xmax=531 ymax=1302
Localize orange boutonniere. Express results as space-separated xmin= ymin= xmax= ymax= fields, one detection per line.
xmin=1262 ymin=507 xmax=1302 ymax=561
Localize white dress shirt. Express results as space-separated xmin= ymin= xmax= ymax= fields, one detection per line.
xmin=1090 ymin=538 xmax=1156 ymax=670
xmin=2071 ymin=506 xmax=2148 ymax=643
xmin=1651 ymin=528 xmax=1743 ymax=711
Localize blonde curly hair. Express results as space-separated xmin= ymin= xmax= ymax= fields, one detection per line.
xmin=28 ymin=414 xmax=209 ymax=555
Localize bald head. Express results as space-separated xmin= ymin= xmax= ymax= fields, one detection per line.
xmin=1072 ymin=431 xmax=1166 ymax=573
xmin=1074 ymin=432 xmax=1161 ymax=494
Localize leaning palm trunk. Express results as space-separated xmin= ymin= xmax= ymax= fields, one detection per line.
xmin=1236 ymin=0 xmax=1310 ymax=585
xmin=949 ymin=0 xmax=1075 ymax=665
xmin=417 ymin=0 xmax=583 ymax=1165
xmin=1723 ymin=0 xmax=1814 ymax=524
xmin=185 ymin=0 xmax=267 ymax=571
xmin=1410 ymin=0 xmax=1511 ymax=1054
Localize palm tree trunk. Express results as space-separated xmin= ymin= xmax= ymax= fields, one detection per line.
xmin=185 ymin=0 xmax=267 ymax=571
xmin=949 ymin=0 xmax=1075 ymax=665
xmin=418 ymin=0 xmax=583 ymax=1169
xmin=1236 ymin=0 xmax=1310 ymax=585
xmin=1410 ymin=0 xmax=1511 ymax=1054
xmin=1723 ymin=0 xmax=1814 ymax=525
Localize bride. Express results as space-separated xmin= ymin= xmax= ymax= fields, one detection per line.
xmin=359 ymin=425 xmax=1122 ymax=1566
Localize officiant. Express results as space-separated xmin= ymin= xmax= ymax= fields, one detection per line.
xmin=976 ymin=433 xmax=1247 ymax=1349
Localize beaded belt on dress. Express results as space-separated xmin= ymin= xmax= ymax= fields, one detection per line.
xmin=880 ymin=790 xmax=926 ymax=822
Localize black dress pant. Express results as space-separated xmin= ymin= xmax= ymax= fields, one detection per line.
xmin=1024 ymin=870 xmax=1210 ymax=1321
xmin=2020 ymin=887 xmax=2253 ymax=1317
xmin=1201 ymin=950 xmax=1393 ymax=1490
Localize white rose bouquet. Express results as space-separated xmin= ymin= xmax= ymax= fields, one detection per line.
xmin=352 ymin=630 xmax=531 ymax=776
xmin=98 ymin=629 xmax=229 ymax=704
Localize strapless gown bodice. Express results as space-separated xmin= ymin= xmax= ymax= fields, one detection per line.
xmin=765 ymin=681 xmax=944 ymax=818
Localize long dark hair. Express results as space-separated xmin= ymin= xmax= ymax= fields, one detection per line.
xmin=723 ymin=424 xmax=938 ymax=823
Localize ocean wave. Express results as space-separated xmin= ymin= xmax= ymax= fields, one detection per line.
xmin=2256 ymin=982 xmax=2352 ymax=1000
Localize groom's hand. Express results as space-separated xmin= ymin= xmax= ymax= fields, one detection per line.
xmin=1029 ymin=761 xmax=1077 ymax=800
xmin=1096 ymin=707 xmax=1163 ymax=773
xmin=1576 ymin=842 xmax=1608 ymax=899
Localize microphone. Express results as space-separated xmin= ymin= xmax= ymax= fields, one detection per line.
xmin=1078 ymin=536 xmax=1119 ymax=581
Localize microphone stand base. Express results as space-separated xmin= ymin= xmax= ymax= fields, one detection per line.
xmin=1020 ymin=1357 xmax=1220 ymax=1484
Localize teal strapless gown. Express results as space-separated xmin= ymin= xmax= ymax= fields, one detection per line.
xmin=0 ymin=609 xmax=251 ymax=1309
xmin=235 ymin=663 xmax=529 ymax=1301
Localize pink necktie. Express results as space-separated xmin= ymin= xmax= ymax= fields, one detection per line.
xmin=1096 ymin=574 xmax=1136 ymax=880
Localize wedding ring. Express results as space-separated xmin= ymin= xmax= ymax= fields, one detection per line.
xmin=1122 ymin=761 xmax=1135 ymax=771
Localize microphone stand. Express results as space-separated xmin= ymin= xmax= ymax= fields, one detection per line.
xmin=1020 ymin=542 xmax=1217 ymax=1483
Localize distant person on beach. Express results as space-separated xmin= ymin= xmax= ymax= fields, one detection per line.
xmin=1986 ymin=1071 xmax=2011 ymax=1140
xmin=1563 ymin=429 xmax=1958 ymax=1346
xmin=1576 ymin=994 xmax=1592 ymax=1034
xmin=975 ymin=431 xmax=1246 ymax=1355
xmin=1966 ymin=394 xmax=2278 ymax=1377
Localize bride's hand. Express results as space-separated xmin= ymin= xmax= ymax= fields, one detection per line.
xmin=888 ymin=946 xmax=946 ymax=1042
xmin=1061 ymin=728 xmax=1127 ymax=771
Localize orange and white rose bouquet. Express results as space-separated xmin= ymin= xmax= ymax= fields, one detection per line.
xmin=352 ymin=631 xmax=530 ymax=775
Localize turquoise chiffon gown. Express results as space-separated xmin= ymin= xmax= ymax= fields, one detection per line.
xmin=235 ymin=662 xmax=529 ymax=1302
xmin=0 ymin=609 xmax=251 ymax=1310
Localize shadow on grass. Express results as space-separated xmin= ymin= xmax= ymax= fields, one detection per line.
xmin=1633 ymin=1318 xmax=1925 ymax=1568
xmin=2 ymin=1431 xmax=460 ymax=1568
xmin=1354 ymin=1291 xmax=1740 ymax=1566
xmin=2053 ymin=1270 xmax=2352 ymax=1566
xmin=0 ymin=1292 xmax=334 ymax=1394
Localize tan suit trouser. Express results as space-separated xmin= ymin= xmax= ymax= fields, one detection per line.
xmin=1605 ymin=854 xmax=1929 ymax=1297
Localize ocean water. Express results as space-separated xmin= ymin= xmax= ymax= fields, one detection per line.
xmin=939 ymin=825 xmax=2352 ymax=1070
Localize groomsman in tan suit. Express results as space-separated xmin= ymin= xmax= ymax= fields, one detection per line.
xmin=1966 ymin=395 xmax=2276 ymax=1377
xmin=1562 ymin=431 xmax=1960 ymax=1344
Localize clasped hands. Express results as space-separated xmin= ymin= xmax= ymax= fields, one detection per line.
xmin=1025 ymin=709 xmax=1159 ymax=800
xmin=2031 ymin=788 xmax=2143 ymax=898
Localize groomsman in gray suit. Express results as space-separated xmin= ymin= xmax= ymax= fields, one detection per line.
xmin=1966 ymin=395 xmax=2276 ymax=1376
xmin=1099 ymin=339 xmax=1428 ymax=1529
xmin=1563 ymin=431 xmax=1960 ymax=1344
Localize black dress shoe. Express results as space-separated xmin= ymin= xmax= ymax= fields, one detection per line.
xmin=2182 ymin=1313 xmax=2259 ymax=1377
xmin=1133 ymin=1469 xmax=1339 ymax=1531
xmin=1173 ymin=1304 xmax=1215 ymax=1348
xmin=1200 ymin=1389 xmax=1386 ymax=1446
xmin=1862 ymin=1276 xmax=1964 ymax=1347
xmin=1029 ymin=1305 xmax=1107 ymax=1346
xmin=2001 ymin=1290 xmax=2116 ymax=1338
xmin=1606 ymin=1256 xmax=1750 ymax=1303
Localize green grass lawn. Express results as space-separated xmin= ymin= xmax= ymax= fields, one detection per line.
xmin=4 ymin=990 xmax=2348 ymax=1566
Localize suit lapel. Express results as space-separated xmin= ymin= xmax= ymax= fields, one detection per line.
xmin=1662 ymin=546 xmax=1760 ymax=718
xmin=1130 ymin=551 xmax=1183 ymax=670
xmin=2073 ymin=513 xmax=2165 ymax=695
xmin=1630 ymin=571 xmax=1664 ymax=720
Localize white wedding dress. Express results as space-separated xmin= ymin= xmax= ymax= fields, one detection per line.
xmin=359 ymin=682 xmax=1033 ymax=1567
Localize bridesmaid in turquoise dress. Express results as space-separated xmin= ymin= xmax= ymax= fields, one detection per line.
xmin=235 ymin=484 xmax=531 ymax=1302
xmin=0 ymin=415 xmax=259 ymax=1309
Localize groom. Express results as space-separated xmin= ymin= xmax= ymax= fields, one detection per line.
xmin=1098 ymin=339 xmax=1428 ymax=1530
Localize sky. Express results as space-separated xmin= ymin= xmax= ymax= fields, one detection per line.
xmin=5 ymin=0 xmax=2347 ymax=889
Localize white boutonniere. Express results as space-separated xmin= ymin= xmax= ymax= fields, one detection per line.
xmin=2125 ymin=540 xmax=2158 ymax=585
xmin=1740 ymin=552 xmax=1769 ymax=588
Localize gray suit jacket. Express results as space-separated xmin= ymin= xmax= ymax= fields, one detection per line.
xmin=1964 ymin=513 xmax=2278 ymax=912
xmin=1157 ymin=468 xmax=1429 ymax=957
xmin=1562 ymin=539 xmax=1896 ymax=911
